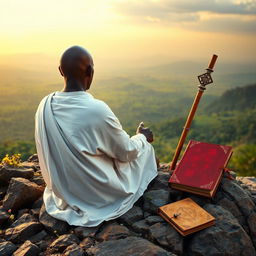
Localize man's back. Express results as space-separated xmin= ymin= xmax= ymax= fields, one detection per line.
xmin=52 ymin=91 xmax=108 ymax=153
xmin=35 ymin=90 xmax=158 ymax=227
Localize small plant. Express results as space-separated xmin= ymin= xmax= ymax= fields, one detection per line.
xmin=0 ymin=154 xmax=22 ymax=167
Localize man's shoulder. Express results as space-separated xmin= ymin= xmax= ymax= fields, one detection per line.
xmin=90 ymin=97 xmax=113 ymax=115
xmin=39 ymin=92 xmax=55 ymax=104
xmin=35 ymin=92 xmax=56 ymax=116
xmin=87 ymin=96 xmax=119 ymax=126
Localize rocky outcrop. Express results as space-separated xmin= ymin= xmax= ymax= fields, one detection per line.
xmin=87 ymin=236 xmax=174 ymax=256
xmin=0 ymin=155 xmax=255 ymax=256
xmin=2 ymin=177 xmax=44 ymax=212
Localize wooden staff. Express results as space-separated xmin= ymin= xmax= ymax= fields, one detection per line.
xmin=170 ymin=54 xmax=218 ymax=171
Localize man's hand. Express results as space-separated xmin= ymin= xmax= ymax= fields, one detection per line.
xmin=136 ymin=122 xmax=154 ymax=143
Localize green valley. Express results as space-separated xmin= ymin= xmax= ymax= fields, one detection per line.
xmin=0 ymin=62 xmax=255 ymax=176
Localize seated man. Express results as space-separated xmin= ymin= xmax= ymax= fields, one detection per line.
xmin=35 ymin=46 xmax=158 ymax=227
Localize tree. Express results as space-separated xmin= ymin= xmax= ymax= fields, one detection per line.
xmin=229 ymin=144 xmax=256 ymax=176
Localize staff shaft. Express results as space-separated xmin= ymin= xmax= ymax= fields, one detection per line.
xmin=170 ymin=90 xmax=204 ymax=170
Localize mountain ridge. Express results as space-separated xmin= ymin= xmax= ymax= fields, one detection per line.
xmin=206 ymin=83 xmax=256 ymax=112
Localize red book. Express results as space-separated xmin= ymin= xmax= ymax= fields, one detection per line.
xmin=169 ymin=140 xmax=233 ymax=198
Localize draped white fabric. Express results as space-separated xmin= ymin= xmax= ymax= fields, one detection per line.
xmin=35 ymin=91 xmax=158 ymax=227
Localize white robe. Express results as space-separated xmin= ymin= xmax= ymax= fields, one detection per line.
xmin=35 ymin=91 xmax=158 ymax=227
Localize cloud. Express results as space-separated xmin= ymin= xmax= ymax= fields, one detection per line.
xmin=113 ymin=0 xmax=256 ymax=17
xmin=188 ymin=15 xmax=256 ymax=33
xmin=112 ymin=0 xmax=256 ymax=33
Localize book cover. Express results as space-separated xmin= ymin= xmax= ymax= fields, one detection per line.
xmin=169 ymin=140 xmax=232 ymax=191
xmin=158 ymin=198 xmax=215 ymax=236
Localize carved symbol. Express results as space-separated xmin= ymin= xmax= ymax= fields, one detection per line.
xmin=189 ymin=141 xmax=201 ymax=148
xmin=198 ymin=72 xmax=213 ymax=86
xmin=200 ymin=181 xmax=214 ymax=189
xmin=176 ymin=206 xmax=197 ymax=221
xmin=171 ymin=173 xmax=180 ymax=183
xmin=220 ymin=145 xmax=228 ymax=154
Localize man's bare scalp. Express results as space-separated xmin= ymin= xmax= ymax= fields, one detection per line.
xmin=59 ymin=46 xmax=94 ymax=91
xmin=59 ymin=46 xmax=93 ymax=78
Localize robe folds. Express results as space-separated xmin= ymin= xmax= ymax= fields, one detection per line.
xmin=35 ymin=91 xmax=158 ymax=227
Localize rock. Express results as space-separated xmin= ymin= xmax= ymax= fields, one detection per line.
xmin=148 ymin=171 xmax=170 ymax=190
xmin=143 ymin=211 xmax=151 ymax=218
xmin=29 ymin=230 xmax=48 ymax=243
xmin=0 ymin=167 xmax=34 ymax=184
xmin=118 ymin=206 xmax=143 ymax=225
xmin=0 ymin=207 xmax=10 ymax=225
xmin=30 ymin=176 xmax=45 ymax=187
xmin=30 ymin=208 xmax=40 ymax=218
xmin=218 ymin=197 xmax=247 ymax=230
xmin=39 ymin=203 xmax=70 ymax=235
xmin=145 ymin=215 xmax=165 ymax=225
xmin=212 ymin=188 xmax=226 ymax=203
xmin=21 ymin=162 xmax=39 ymax=171
xmin=149 ymin=222 xmax=183 ymax=255
xmin=34 ymin=240 xmax=49 ymax=252
xmin=31 ymin=196 xmax=43 ymax=209
xmin=218 ymin=197 xmax=242 ymax=219
xmin=237 ymin=177 xmax=256 ymax=193
xmin=134 ymin=196 xmax=144 ymax=208
xmin=131 ymin=219 xmax=150 ymax=234
xmin=236 ymin=197 xmax=256 ymax=217
xmin=252 ymin=195 xmax=256 ymax=205
xmin=223 ymin=170 xmax=236 ymax=180
xmin=74 ymin=225 xmax=101 ymax=239
xmin=247 ymin=211 xmax=256 ymax=248
xmin=87 ymin=236 xmax=173 ymax=256
xmin=143 ymin=189 xmax=171 ymax=214
xmin=79 ymin=237 xmax=95 ymax=250
xmin=188 ymin=194 xmax=211 ymax=207
xmin=13 ymin=240 xmax=40 ymax=256
xmin=10 ymin=213 xmax=37 ymax=228
xmin=187 ymin=204 xmax=256 ymax=256
xmin=0 ymin=185 xmax=7 ymax=200
xmin=17 ymin=209 xmax=30 ymax=219
xmin=27 ymin=154 xmax=38 ymax=162
xmin=0 ymin=240 xmax=17 ymax=256
xmin=158 ymin=163 xmax=171 ymax=173
xmin=96 ymin=222 xmax=131 ymax=241
xmin=168 ymin=189 xmax=184 ymax=202
xmin=63 ymin=243 xmax=84 ymax=256
xmin=221 ymin=178 xmax=255 ymax=216
xmin=2 ymin=177 xmax=44 ymax=212
xmin=47 ymin=234 xmax=80 ymax=254
xmin=5 ymin=222 xmax=43 ymax=243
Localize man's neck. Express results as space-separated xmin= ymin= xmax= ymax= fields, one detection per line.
xmin=62 ymin=79 xmax=86 ymax=92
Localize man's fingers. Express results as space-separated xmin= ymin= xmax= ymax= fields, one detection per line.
xmin=139 ymin=122 xmax=144 ymax=128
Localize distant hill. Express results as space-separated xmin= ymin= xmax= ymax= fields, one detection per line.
xmin=206 ymin=84 xmax=256 ymax=113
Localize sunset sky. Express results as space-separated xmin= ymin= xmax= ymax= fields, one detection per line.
xmin=0 ymin=0 xmax=256 ymax=71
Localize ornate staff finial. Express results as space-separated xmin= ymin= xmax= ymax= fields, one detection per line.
xmin=198 ymin=54 xmax=218 ymax=91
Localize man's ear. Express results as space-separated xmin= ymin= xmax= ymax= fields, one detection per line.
xmin=85 ymin=65 xmax=92 ymax=77
xmin=58 ymin=66 xmax=64 ymax=77
xmin=86 ymin=66 xmax=94 ymax=90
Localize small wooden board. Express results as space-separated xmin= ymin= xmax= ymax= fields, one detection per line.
xmin=158 ymin=198 xmax=215 ymax=236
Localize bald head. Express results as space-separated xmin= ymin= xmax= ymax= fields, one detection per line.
xmin=59 ymin=46 xmax=93 ymax=79
xmin=59 ymin=46 xmax=94 ymax=91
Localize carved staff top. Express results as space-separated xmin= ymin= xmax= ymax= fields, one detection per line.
xmin=198 ymin=54 xmax=218 ymax=91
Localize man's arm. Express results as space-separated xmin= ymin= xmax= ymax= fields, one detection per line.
xmin=96 ymin=102 xmax=154 ymax=162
